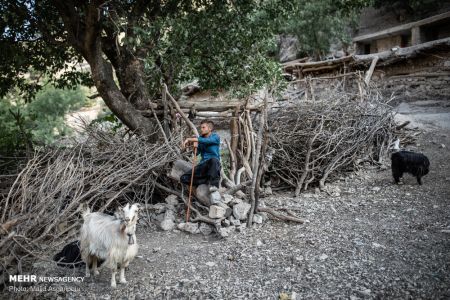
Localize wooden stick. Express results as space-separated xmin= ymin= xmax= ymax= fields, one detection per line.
xmin=257 ymin=207 xmax=305 ymax=223
xmin=364 ymin=56 xmax=379 ymax=85
xmin=164 ymin=83 xmax=199 ymax=136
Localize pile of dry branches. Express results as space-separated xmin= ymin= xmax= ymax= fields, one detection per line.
xmin=0 ymin=125 xmax=181 ymax=285
xmin=268 ymin=80 xmax=396 ymax=196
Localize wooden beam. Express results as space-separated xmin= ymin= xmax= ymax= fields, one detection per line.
xmin=353 ymin=11 xmax=450 ymax=43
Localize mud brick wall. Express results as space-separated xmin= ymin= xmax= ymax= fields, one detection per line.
xmin=371 ymin=50 xmax=450 ymax=102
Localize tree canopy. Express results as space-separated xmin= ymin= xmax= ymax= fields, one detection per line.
xmin=1 ymin=0 xmax=369 ymax=134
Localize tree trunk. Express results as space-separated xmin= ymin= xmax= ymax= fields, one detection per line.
xmin=88 ymin=49 xmax=156 ymax=135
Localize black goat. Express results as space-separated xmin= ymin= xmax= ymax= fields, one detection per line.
xmin=391 ymin=150 xmax=430 ymax=185
xmin=53 ymin=240 xmax=84 ymax=268
xmin=54 ymin=240 xmax=105 ymax=268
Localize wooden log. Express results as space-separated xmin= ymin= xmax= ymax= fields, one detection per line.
xmin=353 ymin=37 xmax=450 ymax=65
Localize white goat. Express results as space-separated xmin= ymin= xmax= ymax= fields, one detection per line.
xmin=80 ymin=203 xmax=140 ymax=288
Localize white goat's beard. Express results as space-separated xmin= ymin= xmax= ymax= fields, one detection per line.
xmin=128 ymin=234 xmax=134 ymax=245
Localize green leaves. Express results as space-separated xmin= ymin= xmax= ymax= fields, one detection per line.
xmin=281 ymin=0 xmax=368 ymax=59
xmin=0 ymin=84 xmax=87 ymax=154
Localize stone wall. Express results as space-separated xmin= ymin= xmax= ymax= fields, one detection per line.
xmin=371 ymin=49 xmax=450 ymax=102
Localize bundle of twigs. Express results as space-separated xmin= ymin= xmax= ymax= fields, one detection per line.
xmin=268 ymin=80 xmax=396 ymax=196
xmin=0 ymin=125 xmax=181 ymax=285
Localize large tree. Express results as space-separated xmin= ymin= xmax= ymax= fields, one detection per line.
xmin=1 ymin=0 xmax=284 ymax=135
xmin=1 ymin=0 xmax=370 ymax=135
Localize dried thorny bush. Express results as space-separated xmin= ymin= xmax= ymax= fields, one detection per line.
xmin=268 ymin=79 xmax=396 ymax=195
xmin=0 ymin=123 xmax=181 ymax=285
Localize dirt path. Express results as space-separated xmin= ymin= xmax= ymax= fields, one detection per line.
xmin=5 ymin=100 xmax=450 ymax=300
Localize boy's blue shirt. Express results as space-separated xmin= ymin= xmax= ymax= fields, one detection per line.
xmin=197 ymin=132 xmax=220 ymax=163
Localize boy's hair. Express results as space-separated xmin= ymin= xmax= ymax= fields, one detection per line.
xmin=200 ymin=119 xmax=214 ymax=130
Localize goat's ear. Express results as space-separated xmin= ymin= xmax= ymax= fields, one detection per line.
xmin=122 ymin=203 xmax=130 ymax=212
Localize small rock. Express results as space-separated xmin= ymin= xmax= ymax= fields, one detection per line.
xmin=371 ymin=186 xmax=381 ymax=192
xmin=222 ymin=219 xmax=231 ymax=227
xmin=230 ymin=218 xmax=241 ymax=226
xmin=218 ymin=227 xmax=230 ymax=238
xmin=205 ymin=261 xmax=216 ymax=267
xmin=199 ymin=223 xmax=213 ymax=235
xmin=210 ymin=191 xmax=222 ymax=205
xmin=263 ymin=186 xmax=273 ymax=196
xmin=165 ymin=194 xmax=179 ymax=206
xmin=177 ymin=222 xmax=200 ymax=234
xmin=253 ymin=214 xmax=263 ymax=224
xmin=229 ymin=197 xmax=243 ymax=206
xmin=236 ymin=224 xmax=246 ymax=232
xmin=319 ymin=254 xmax=328 ymax=260
xmin=159 ymin=210 xmax=176 ymax=231
xmin=160 ymin=218 xmax=175 ymax=231
xmin=222 ymin=194 xmax=234 ymax=204
xmin=256 ymin=240 xmax=263 ymax=247
xmin=441 ymin=144 xmax=446 ymax=148
xmin=372 ymin=242 xmax=385 ymax=249
xmin=360 ymin=289 xmax=371 ymax=296
xmin=209 ymin=205 xmax=226 ymax=219
xmin=233 ymin=202 xmax=251 ymax=220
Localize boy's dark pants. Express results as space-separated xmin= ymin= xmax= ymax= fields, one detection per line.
xmin=180 ymin=158 xmax=221 ymax=188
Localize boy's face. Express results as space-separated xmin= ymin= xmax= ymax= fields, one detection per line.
xmin=200 ymin=123 xmax=211 ymax=136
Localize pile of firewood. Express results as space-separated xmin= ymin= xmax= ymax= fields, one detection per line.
xmin=0 ymin=125 xmax=181 ymax=285
xmin=268 ymin=80 xmax=397 ymax=196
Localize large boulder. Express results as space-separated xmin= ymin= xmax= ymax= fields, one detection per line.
xmin=196 ymin=184 xmax=222 ymax=206
xmin=168 ymin=160 xmax=192 ymax=181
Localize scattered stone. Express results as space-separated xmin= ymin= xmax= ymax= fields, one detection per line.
xmin=236 ymin=224 xmax=246 ymax=232
xmin=222 ymin=219 xmax=231 ymax=227
xmin=319 ymin=254 xmax=328 ymax=260
xmin=165 ymin=194 xmax=179 ymax=206
xmin=253 ymin=214 xmax=263 ymax=224
xmin=218 ymin=227 xmax=231 ymax=238
xmin=222 ymin=194 xmax=234 ymax=204
xmin=263 ymin=186 xmax=273 ymax=196
xmin=325 ymin=185 xmax=341 ymax=197
xmin=160 ymin=218 xmax=175 ymax=231
xmin=230 ymin=218 xmax=241 ymax=226
xmin=441 ymin=144 xmax=446 ymax=148
xmin=256 ymin=240 xmax=263 ymax=247
xmin=199 ymin=223 xmax=213 ymax=235
xmin=372 ymin=242 xmax=385 ymax=249
xmin=205 ymin=261 xmax=216 ymax=267
xmin=177 ymin=222 xmax=200 ymax=234
xmin=233 ymin=202 xmax=251 ymax=220
xmin=210 ymin=191 xmax=222 ymax=205
xmin=159 ymin=209 xmax=176 ymax=231
xmin=209 ymin=205 xmax=226 ymax=219
xmin=229 ymin=197 xmax=243 ymax=206
xmin=371 ymin=186 xmax=381 ymax=192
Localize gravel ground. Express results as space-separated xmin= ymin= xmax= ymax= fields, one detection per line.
xmin=3 ymin=100 xmax=450 ymax=300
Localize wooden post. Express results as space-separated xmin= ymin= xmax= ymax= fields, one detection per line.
xmin=161 ymin=85 xmax=170 ymax=138
xmin=411 ymin=26 xmax=422 ymax=46
xmin=364 ymin=56 xmax=379 ymax=86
